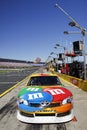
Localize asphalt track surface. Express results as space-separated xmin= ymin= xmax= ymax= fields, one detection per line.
xmin=0 ymin=68 xmax=87 ymax=130
xmin=0 ymin=68 xmax=38 ymax=96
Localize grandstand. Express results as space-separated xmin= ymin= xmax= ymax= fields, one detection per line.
xmin=0 ymin=58 xmax=45 ymax=68
xmin=0 ymin=58 xmax=30 ymax=68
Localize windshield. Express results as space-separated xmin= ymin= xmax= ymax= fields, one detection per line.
xmin=28 ymin=76 xmax=61 ymax=86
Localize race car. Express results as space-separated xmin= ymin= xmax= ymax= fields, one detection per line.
xmin=17 ymin=73 xmax=74 ymax=124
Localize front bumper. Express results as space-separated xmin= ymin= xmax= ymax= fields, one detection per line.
xmin=17 ymin=109 xmax=74 ymax=124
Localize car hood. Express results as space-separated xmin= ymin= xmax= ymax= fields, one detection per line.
xmin=17 ymin=86 xmax=72 ymax=112
xmin=18 ymin=86 xmax=72 ymax=100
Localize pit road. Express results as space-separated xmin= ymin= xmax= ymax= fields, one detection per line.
xmin=0 ymin=69 xmax=87 ymax=130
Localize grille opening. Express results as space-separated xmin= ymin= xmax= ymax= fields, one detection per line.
xmin=56 ymin=111 xmax=71 ymax=117
xmin=20 ymin=111 xmax=34 ymax=117
xmin=35 ymin=113 xmax=55 ymax=116
xmin=48 ymin=102 xmax=61 ymax=107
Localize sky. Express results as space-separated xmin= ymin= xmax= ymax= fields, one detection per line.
xmin=0 ymin=0 xmax=87 ymax=62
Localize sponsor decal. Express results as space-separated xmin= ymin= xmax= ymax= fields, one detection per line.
xmin=18 ymin=91 xmax=52 ymax=112
xmin=38 ymin=110 xmax=56 ymax=112
xmin=71 ymin=78 xmax=78 ymax=86
xmin=28 ymin=92 xmax=43 ymax=100
xmin=47 ymin=88 xmax=65 ymax=95
xmin=43 ymin=87 xmax=72 ymax=102
xmin=18 ymin=87 xmax=72 ymax=112
xmin=18 ymin=86 xmax=42 ymax=97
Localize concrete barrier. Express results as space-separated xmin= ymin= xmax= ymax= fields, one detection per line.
xmin=50 ymin=69 xmax=87 ymax=92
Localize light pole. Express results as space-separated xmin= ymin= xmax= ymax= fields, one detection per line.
xmin=50 ymin=51 xmax=59 ymax=64
xmin=54 ymin=44 xmax=67 ymax=67
xmin=54 ymin=3 xmax=87 ymax=80
xmin=55 ymin=44 xmax=66 ymax=55
xmin=45 ymin=55 xmax=55 ymax=69
xmin=50 ymin=52 xmax=59 ymax=71
xmin=45 ymin=56 xmax=52 ymax=64
xmin=50 ymin=52 xmax=58 ymax=57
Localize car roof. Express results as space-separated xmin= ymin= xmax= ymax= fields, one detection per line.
xmin=30 ymin=73 xmax=58 ymax=77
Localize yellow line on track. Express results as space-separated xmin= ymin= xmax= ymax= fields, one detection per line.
xmin=0 ymin=76 xmax=29 ymax=98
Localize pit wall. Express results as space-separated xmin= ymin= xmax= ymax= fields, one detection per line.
xmin=50 ymin=68 xmax=87 ymax=92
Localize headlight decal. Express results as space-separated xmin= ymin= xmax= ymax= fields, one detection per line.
xmin=62 ymin=97 xmax=73 ymax=105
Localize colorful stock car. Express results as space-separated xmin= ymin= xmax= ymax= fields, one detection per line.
xmin=17 ymin=73 xmax=74 ymax=123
